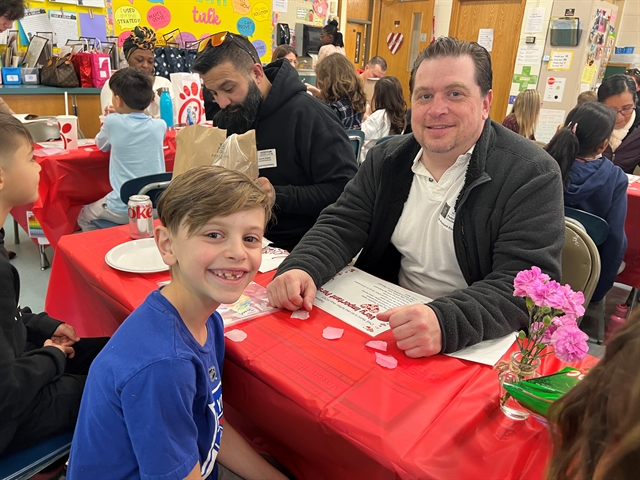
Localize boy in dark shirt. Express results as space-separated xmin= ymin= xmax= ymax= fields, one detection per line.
xmin=0 ymin=113 xmax=108 ymax=454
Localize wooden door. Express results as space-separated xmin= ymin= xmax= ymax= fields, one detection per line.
xmin=345 ymin=22 xmax=367 ymax=69
xmin=373 ymin=0 xmax=434 ymax=104
xmin=449 ymin=0 xmax=526 ymax=121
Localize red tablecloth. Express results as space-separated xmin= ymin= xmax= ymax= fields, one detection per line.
xmin=9 ymin=131 xmax=176 ymax=249
xmin=45 ymin=226 xmax=598 ymax=479
xmin=617 ymin=176 xmax=640 ymax=289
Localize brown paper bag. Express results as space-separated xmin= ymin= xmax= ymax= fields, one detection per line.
xmin=173 ymin=126 xmax=258 ymax=179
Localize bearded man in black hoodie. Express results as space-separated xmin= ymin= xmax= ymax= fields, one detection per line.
xmin=192 ymin=33 xmax=358 ymax=252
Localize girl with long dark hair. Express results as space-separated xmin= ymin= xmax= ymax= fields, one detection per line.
xmin=544 ymin=101 xmax=628 ymax=303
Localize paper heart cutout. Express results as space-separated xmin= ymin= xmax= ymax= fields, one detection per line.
xmin=387 ymin=32 xmax=404 ymax=55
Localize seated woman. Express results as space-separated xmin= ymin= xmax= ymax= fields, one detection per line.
xmin=314 ymin=54 xmax=366 ymax=130
xmin=271 ymin=44 xmax=298 ymax=68
xmin=501 ymin=89 xmax=541 ymax=140
xmin=100 ymin=26 xmax=172 ymax=119
xmin=544 ymin=101 xmax=627 ymax=304
xmin=598 ymin=74 xmax=640 ymax=173
xmin=360 ymin=76 xmax=406 ymax=159
xmin=317 ymin=20 xmax=345 ymax=63
xmin=546 ymin=309 xmax=639 ymax=480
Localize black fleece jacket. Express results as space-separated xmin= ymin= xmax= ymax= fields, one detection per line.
xmin=276 ymin=120 xmax=565 ymax=353
xmin=0 ymin=234 xmax=65 ymax=453
xmin=215 ymin=59 xmax=358 ymax=251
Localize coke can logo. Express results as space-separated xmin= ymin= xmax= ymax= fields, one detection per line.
xmin=128 ymin=205 xmax=153 ymax=219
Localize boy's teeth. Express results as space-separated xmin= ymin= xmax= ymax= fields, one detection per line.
xmin=214 ymin=271 xmax=243 ymax=279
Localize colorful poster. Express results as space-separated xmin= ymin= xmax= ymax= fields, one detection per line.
xmin=110 ymin=0 xmax=273 ymax=62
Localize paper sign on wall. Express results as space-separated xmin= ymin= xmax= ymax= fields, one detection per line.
xmin=477 ymin=28 xmax=493 ymax=52
xmin=544 ymin=77 xmax=566 ymax=103
xmin=581 ymin=64 xmax=597 ymax=84
xmin=525 ymin=7 xmax=545 ymax=33
xmin=548 ymin=50 xmax=573 ymax=70
xmin=516 ymin=45 xmax=544 ymax=64
xmin=273 ymin=0 xmax=287 ymax=13
xmin=535 ymin=108 xmax=566 ymax=144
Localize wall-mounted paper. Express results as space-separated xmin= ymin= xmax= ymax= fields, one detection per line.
xmin=525 ymin=7 xmax=545 ymax=33
xmin=581 ymin=64 xmax=597 ymax=84
xmin=49 ymin=12 xmax=79 ymax=46
xmin=535 ymin=108 xmax=566 ymax=144
xmin=543 ymin=77 xmax=566 ymax=102
xmin=49 ymin=0 xmax=79 ymax=4
xmin=477 ymin=28 xmax=493 ymax=52
xmin=78 ymin=0 xmax=106 ymax=7
xmin=548 ymin=50 xmax=574 ymax=70
xmin=516 ymin=45 xmax=544 ymax=64
xmin=19 ymin=8 xmax=54 ymax=42
xmin=79 ymin=12 xmax=107 ymax=42
xmin=273 ymin=0 xmax=287 ymax=13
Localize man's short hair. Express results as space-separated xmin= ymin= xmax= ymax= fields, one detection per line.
xmin=108 ymin=67 xmax=154 ymax=111
xmin=410 ymin=36 xmax=492 ymax=96
xmin=0 ymin=0 xmax=25 ymax=21
xmin=368 ymin=56 xmax=387 ymax=71
xmin=0 ymin=113 xmax=33 ymax=166
xmin=192 ymin=33 xmax=258 ymax=76
xmin=157 ymin=166 xmax=272 ymax=237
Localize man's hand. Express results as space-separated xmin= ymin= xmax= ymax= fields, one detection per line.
xmin=267 ymin=269 xmax=316 ymax=312
xmin=51 ymin=323 xmax=80 ymax=346
xmin=44 ymin=339 xmax=75 ymax=358
xmin=256 ymin=177 xmax=276 ymax=207
xmin=377 ymin=304 xmax=442 ymax=358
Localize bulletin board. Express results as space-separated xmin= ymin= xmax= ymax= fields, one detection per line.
xmin=109 ymin=0 xmax=273 ymax=62
xmin=1 ymin=0 xmax=112 ymax=47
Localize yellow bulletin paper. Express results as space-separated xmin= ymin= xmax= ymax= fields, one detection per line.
xmin=548 ymin=50 xmax=573 ymax=70
xmin=581 ymin=64 xmax=597 ymax=84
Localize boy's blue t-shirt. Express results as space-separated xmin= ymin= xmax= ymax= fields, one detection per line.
xmin=67 ymin=290 xmax=224 ymax=480
xmin=95 ymin=113 xmax=167 ymax=215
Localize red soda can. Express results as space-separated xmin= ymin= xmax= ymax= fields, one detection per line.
xmin=127 ymin=195 xmax=154 ymax=239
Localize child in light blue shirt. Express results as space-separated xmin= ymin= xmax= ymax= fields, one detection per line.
xmin=78 ymin=68 xmax=166 ymax=229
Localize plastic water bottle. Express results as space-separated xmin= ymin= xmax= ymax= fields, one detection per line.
xmin=606 ymin=304 xmax=628 ymax=342
xmin=159 ymin=88 xmax=174 ymax=127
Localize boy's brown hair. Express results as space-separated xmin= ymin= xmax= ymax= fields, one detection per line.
xmin=576 ymin=90 xmax=597 ymax=105
xmin=0 ymin=113 xmax=33 ymax=166
xmin=157 ymin=165 xmax=272 ymax=236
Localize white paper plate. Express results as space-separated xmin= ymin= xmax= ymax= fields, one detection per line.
xmin=105 ymin=238 xmax=169 ymax=274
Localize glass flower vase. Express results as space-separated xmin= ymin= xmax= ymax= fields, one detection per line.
xmin=497 ymin=351 xmax=540 ymax=421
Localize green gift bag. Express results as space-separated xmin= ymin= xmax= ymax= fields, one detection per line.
xmin=502 ymin=367 xmax=586 ymax=421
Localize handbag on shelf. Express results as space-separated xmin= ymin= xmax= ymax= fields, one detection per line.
xmin=41 ymin=54 xmax=80 ymax=88
xmin=71 ymin=52 xmax=94 ymax=88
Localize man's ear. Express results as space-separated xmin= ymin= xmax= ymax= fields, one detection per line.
xmin=0 ymin=167 xmax=5 ymax=192
xmin=251 ymin=63 xmax=265 ymax=84
xmin=155 ymin=225 xmax=177 ymax=267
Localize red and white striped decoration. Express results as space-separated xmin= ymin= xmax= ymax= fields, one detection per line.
xmin=386 ymin=32 xmax=404 ymax=55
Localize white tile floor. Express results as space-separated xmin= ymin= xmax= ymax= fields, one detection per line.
xmin=5 ymin=214 xmax=630 ymax=359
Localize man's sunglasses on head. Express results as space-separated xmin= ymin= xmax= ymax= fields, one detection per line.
xmin=197 ymin=31 xmax=260 ymax=64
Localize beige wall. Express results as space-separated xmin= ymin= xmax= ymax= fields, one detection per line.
xmin=615 ymin=0 xmax=640 ymax=49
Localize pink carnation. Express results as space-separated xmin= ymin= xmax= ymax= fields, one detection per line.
xmin=559 ymin=285 xmax=585 ymax=318
xmin=529 ymin=280 xmax=566 ymax=309
xmin=513 ymin=267 xmax=550 ymax=298
xmin=551 ymin=324 xmax=589 ymax=362
xmin=531 ymin=321 xmax=552 ymax=344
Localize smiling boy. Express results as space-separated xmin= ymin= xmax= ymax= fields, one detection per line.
xmin=67 ymin=166 xmax=286 ymax=480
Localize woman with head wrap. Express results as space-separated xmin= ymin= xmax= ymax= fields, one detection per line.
xmin=100 ymin=26 xmax=173 ymax=118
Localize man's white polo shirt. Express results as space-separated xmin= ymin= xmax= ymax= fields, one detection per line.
xmin=390 ymin=146 xmax=474 ymax=300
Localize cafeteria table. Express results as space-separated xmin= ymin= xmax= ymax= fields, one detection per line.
xmin=617 ymin=175 xmax=640 ymax=289
xmin=10 ymin=131 xmax=177 ymax=249
xmin=45 ymin=225 xmax=598 ymax=479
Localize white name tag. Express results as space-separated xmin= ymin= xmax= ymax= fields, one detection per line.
xmin=257 ymin=149 xmax=277 ymax=169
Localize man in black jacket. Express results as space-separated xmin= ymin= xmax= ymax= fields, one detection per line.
xmin=192 ymin=33 xmax=358 ymax=252
xmin=267 ymin=37 xmax=565 ymax=357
